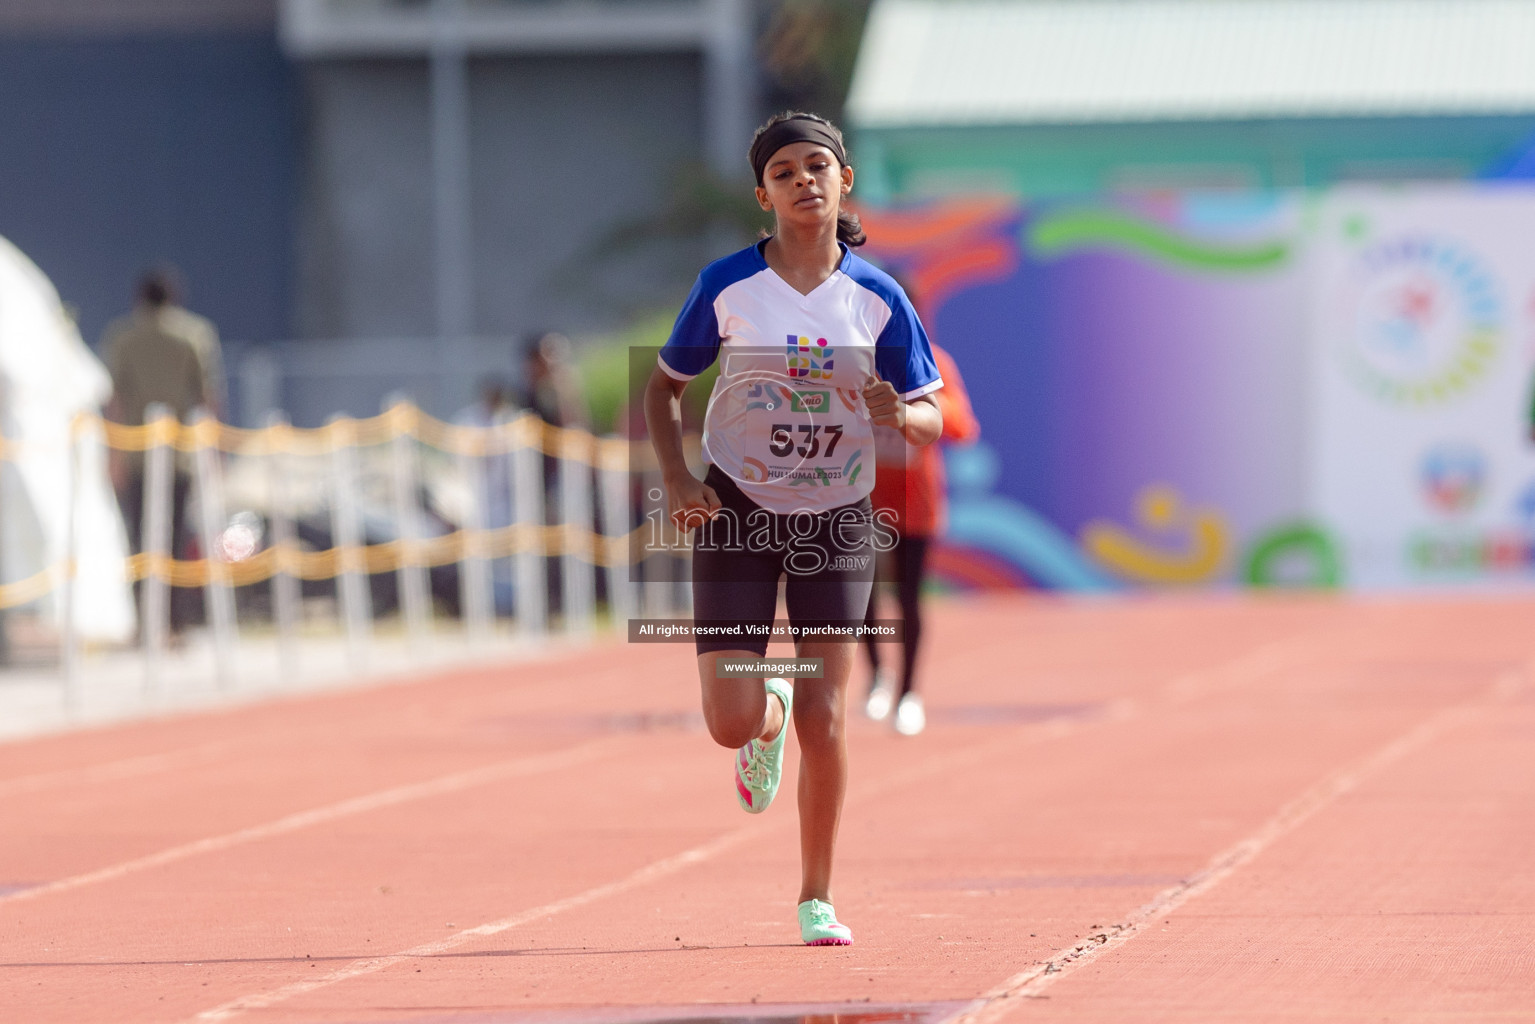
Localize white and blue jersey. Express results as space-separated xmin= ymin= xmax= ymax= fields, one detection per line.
xmin=659 ymin=241 xmax=943 ymax=515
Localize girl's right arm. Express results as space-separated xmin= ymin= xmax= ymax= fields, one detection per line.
xmin=643 ymin=366 xmax=721 ymax=529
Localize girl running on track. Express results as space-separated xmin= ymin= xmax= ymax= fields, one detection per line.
xmin=863 ymin=341 xmax=980 ymax=735
xmin=643 ymin=111 xmax=945 ymax=946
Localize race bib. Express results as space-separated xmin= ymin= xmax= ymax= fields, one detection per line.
xmin=704 ymin=341 xmax=878 ymax=513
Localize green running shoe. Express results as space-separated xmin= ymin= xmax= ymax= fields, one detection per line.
xmin=798 ymin=898 xmax=853 ymax=946
xmin=734 ymin=677 xmax=792 ymax=814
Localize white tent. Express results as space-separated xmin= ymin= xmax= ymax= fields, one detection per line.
xmin=0 ymin=234 xmax=134 ymax=643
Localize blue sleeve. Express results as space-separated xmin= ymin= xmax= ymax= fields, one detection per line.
xmin=874 ymin=290 xmax=943 ymax=399
xmin=658 ymin=274 xmax=722 ymax=380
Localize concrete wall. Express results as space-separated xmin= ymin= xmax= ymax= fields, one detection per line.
xmin=0 ymin=29 xmax=298 ymax=348
xmin=295 ymin=50 xmax=713 ymax=342
xmin=0 ymin=0 xmax=273 ymax=35
xmin=0 ymin=3 xmax=745 ymax=429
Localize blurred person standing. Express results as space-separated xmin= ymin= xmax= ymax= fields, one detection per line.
xmin=102 ymin=267 xmax=225 ymax=638
xmin=520 ymin=331 xmax=588 ymax=431
xmin=862 ymin=341 xmax=979 ymax=735
xmin=519 ymin=331 xmax=588 ymax=615
xmin=518 ymin=331 xmax=589 ymax=529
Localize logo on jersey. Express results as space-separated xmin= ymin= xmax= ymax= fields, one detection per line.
xmin=787 ymin=335 xmax=835 ymax=380
xmin=789 ymin=390 xmax=830 ymax=414
xmin=745 ymin=382 xmax=792 ymax=411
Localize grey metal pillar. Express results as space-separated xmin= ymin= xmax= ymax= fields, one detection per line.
xmin=640 ymin=471 xmax=671 ymax=620
xmin=264 ymin=411 xmax=301 ymax=682
xmin=59 ymin=421 xmax=82 ymax=711
xmin=192 ymin=409 xmax=239 ymax=690
xmin=140 ymin=403 xmax=175 ymax=698
xmin=456 ymin=434 xmax=494 ymax=645
xmin=0 ymin=439 xmax=10 ymax=668
xmin=511 ymin=414 xmax=548 ymax=638
xmin=703 ymin=0 xmax=754 ymax=180
xmin=558 ymin=432 xmax=596 ymax=635
xmin=598 ymin=447 xmax=638 ymax=627
xmin=385 ymin=397 xmax=432 ymax=656
xmin=431 ymin=0 xmax=474 ymax=355
xmin=328 ymin=416 xmax=372 ymax=674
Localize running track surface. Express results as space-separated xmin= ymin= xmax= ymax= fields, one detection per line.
xmin=3 ymin=593 xmax=1533 ymax=1024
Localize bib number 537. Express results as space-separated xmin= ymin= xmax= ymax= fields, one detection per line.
xmin=769 ymin=423 xmax=844 ymax=459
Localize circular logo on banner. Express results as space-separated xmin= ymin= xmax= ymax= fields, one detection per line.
xmin=1419 ymin=442 xmax=1486 ymax=515
xmin=1338 ymin=237 xmax=1502 ymax=405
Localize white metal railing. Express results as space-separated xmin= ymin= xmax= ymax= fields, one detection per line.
xmin=0 ymin=397 xmax=694 ymax=714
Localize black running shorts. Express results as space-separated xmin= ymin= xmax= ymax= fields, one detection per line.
xmin=691 ymin=465 xmax=877 ymax=657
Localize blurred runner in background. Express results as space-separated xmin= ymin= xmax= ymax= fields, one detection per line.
xmin=520 ymin=331 xmax=587 ymax=615
xmin=862 ymin=341 xmax=979 ymax=735
xmin=103 ymin=267 xmax=224 ymax=639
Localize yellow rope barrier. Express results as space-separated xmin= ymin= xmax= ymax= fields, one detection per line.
xmin=0 ymin=522 xmax=658 ymax=610
xmin=8 ymin=405 xmax=642 ymax=466
xmin=0 ymin=567 xmax=62 ymax=609
xmin=0 ymin=400 xmax=664 ymax=611
xmin=41 ymin=405 xmax=637 ymax=463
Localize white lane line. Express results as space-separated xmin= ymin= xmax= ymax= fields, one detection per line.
xmin=185 ymin=697 xmax=1149 ymax=1024
xmin=0 ymin=737 xmax=620 ymax=907
xmin=181 ymin=634 xmax=1321 ymax=1022
xmin=0 ymin=639 xmax=633 ymax=800
xmin=950 ymin=669 xmax=1527 ymax=1024
xmin=189 ymin=819 xmax=774 ymax=1023
xmin=1162 ymin=632 xmax=1323 ymax=705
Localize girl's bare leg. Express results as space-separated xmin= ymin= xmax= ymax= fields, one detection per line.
xmin=792 ymin=638 xmax=853 ymax=904
xmin=696 ymin=650 xmax=785 ymax=749
xmin=693 ymin=642 xmax=851 ymax=905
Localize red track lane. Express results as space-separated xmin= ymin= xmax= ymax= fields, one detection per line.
xmin=1 ymin=593 xmax=1532 ymax=1023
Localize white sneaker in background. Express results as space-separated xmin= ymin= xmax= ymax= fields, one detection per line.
xmin=864 ymin=669 xmax=896 ymax=721
xmin=894 ymin=692 xmax=926 ymax=736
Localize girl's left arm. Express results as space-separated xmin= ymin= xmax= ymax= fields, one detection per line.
xmin=900 ymin=394 xmax=943 ymax=446
xmin=861 ymin=378 xmax=942 ymax=446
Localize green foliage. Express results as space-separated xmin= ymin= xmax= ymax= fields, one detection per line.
xmin=597 ymin=161 xmax=768 ymax=248
xmin=760 ymin=0 xmax=875 ymax=123
xmin=577 ymin=334 xmax=644 ymax=436
xmin=578 ymin=312 xmax=719 ymax=435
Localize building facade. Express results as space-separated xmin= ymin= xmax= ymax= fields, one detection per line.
xmin=847 ymin=0 xmax=1535 ymax=201
xmin=0 ymin=0 xmax=297 ymax=351
xmin=0 ymin=0 xmax=758 ymax=424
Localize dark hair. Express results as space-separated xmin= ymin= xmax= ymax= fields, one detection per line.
xmin=750 ymin=111 xmax=866 ymax=248
xmin=137 ymin=266 xmax=182 ymax=308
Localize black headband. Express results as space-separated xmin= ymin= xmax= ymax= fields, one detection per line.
xmin=749 ymin=118 xmax=848 ymax=185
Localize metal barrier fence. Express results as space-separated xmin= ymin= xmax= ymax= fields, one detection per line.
xmin=0 ymin=399 xmax=692 ymax=710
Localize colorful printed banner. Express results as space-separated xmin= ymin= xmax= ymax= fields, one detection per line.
xmin=859 ymin=186 xmax=1535 ymax=591
xmin=1309 ymin=189 xmax=1535 ymax=588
